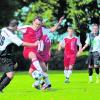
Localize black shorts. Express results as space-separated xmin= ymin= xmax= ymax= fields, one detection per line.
xmin=93 ymin=52 xmax=100 ymax=66
xmin=87 ymin=52 xmax=100 ymax=66
xmin=87 ymin=52 xmax=94 ymax=65
xmin=0 ymin=57 xmax=14 ymax=73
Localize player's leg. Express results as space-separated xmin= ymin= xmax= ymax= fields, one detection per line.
xmin=64 ymin=57 xmax=70 ymax=83
xmin=64 ymin=67 xmax=70 ymax=83
xmin=88 ymin=53 xmax=94 ymax=83
xmin=28 ymin=51 xmax=43 ymax=72
xmin=31 ymin=70 xmax=44 ymax=90
xmin=65 ymin=54 xmax=76 ymax=83
xmin=88 ymin=65 xmax=93 ymax=83
xmin=94 ymin=65 xmax=99 ymax=83
xmin=0 ymin=66 xmax=14 ymax=92
xmin=93 ymin=52 xmax=100 ymax=83
xmin=29 ymin=64 xmax=45 ymax=90
xmin=40 ymin=62 xmax=51 ymax=90
xmin=29 ymin=65 xmax=40 ymax=90
xmin=66 ymin=65 xmax=73 ymax=82
xmin=0 ymin=73 xmax=7 ymax=83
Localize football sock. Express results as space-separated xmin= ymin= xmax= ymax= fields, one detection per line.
xmin=67 ymin=70 xmax=72 ymax=79
xmin=64 ymin=70 xmax=68 ymax=77
xmin=95 ymin=68 xmax=99 ymax=75
xmin=42 ymin=72 xmax=51 ymax=86
xmin=0 ymin=76 xmax=11 ymax=91
xmin=0 ymin=73 xmax=7 ymax=83
xmin=88 ymin=68 xmax=93 ymax=76
xmin=32 ymin=59 xmax=42 ymax=72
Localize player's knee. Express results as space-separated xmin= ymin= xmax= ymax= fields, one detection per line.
xmin=6 ymin=72 xmax=14 ymax=79
xmin=29 ymin=52 xmax=37 ymax=60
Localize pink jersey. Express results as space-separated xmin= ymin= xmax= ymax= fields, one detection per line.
xmin=35 ymin=27 xmax=43 ymax=40
xmin=38 ymin=34 xmax=51 ymax=62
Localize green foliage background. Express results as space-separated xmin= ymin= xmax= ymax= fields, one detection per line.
xmin=0 ymin=0 xmax=99 ymax=70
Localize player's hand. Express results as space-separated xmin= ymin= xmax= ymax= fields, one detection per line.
xmin=34 ymin=40 xmax=40 ymax=46
xmin=58 ymin=16 xmax=64 ymax=24
xmin=76 ymin=51 xmax=81 ymax=57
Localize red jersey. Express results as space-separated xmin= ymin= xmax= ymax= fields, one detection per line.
xmin=64 ymin=37 xmax=78 ymax=55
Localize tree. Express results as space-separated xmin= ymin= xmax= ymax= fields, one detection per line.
xmin=14 ymin=0 xmax=99 ymax=44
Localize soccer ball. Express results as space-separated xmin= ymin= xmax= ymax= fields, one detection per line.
xmin=32 ymin=70 xmax=43 ymax=80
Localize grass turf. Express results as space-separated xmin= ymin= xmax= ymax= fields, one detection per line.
xmin=0 ymin=70 xmax=100 ymax=100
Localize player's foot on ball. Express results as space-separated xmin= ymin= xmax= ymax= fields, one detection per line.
xmin=65 ymin=78 xmax=70 ymax=83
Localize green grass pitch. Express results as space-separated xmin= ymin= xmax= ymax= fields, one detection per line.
xmin=0 ymin=70 xmax=100 ymax=100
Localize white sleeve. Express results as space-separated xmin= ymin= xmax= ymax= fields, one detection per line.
xmin=3 ymin=28 xmax=23 ymax=46
xmin=76 ymin=37 xmax=82 ymax=47
xmin=42 ymin=27 xmax=51 ymax=35
xmin=17 ymin=25 xmax=29 ymax=33
xmin=85 ymin=34 xmax=90 ymax=45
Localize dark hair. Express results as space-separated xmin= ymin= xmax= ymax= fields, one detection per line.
xmin=9 ymin=19 xmax=18 ymax=27
xmin=34 ymin=16 xmax=43 ymax=22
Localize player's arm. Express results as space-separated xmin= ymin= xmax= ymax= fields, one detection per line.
xmin=81 ymin=34 xmax=90 ymax=52
xmin=4 ymin=28 xmax=39 ymax=47
xmin=17 ymin=25 xmax=29 ymax=33
xmin=76 ymin=37 xmax=82 ymax=57
xmin=77 ymin=37 xmax=82 ymax=51
xmin=50 ymin=16 xmax=64 ymax=32
xmin=81 ymin=44 xmax=89 ymax=51
xmin=58 ymin=39 xmax=65 ymax=51
xmin=58 ymin=43 xmax=62 ymax=51
xmin=11 ymin=35 xmax=40 ymax=47
xmin=22 ymin=41 xmax=40 ymax=47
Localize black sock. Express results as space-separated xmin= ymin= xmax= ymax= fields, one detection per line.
xmin=0 ymin=76 xmax=11 ymax=92
xmin=0 ymin=73 xmax=7 ymax=83
xmin=88 ymin=68 xmax=93 ymax=76
xmin=47 ymin=84 xmax=51 ymax=88
xmin=95 ymin=68 xmax=99 ymax=75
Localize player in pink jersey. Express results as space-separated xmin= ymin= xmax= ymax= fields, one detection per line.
xmin=18 ymin=16 xmax=64 ymax=90
xmin=58 ymin=27 xmax=82 ymax=83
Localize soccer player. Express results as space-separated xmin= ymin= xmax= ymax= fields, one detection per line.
xmin=58 ymin=27 xmax=82 ymax=83
xmin=80 ymin=24 xmax=100 ymax=83
xmin=18 ymin=16 xmax=64 ymax=89
xmin=0 ymin=19 xmax=40 ymax=92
